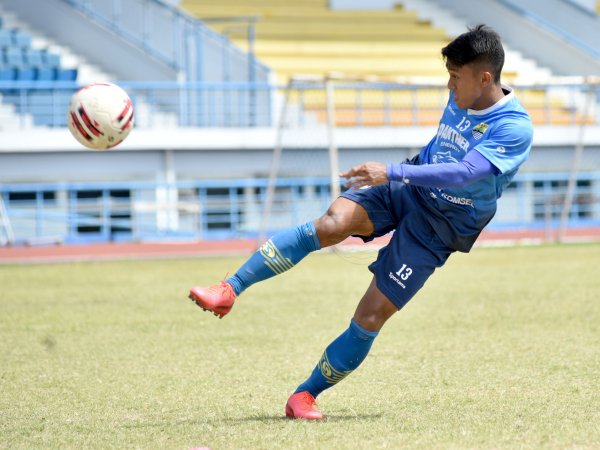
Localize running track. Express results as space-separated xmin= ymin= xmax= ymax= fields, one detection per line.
xmin=1 ymin=228 xmax=599 ymax=264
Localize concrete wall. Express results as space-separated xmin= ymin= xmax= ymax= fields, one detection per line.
xmin=1 ymin=142 xmax=599 ymax=185
xmin=428 ymin=0 xmax=600 ymax=76
xmin=516 ymin=0 xmax=600 ymax=48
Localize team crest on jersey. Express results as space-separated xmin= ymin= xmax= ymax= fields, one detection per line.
xmin=472 ymin=123 xmax=489 ymax=140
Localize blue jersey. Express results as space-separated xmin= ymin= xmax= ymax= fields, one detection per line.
xmin=414 ymin=86 xmax=533 ymax=251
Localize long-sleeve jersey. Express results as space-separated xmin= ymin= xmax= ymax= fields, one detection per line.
xmin=400 ymin=87 xmax=533 ymax=252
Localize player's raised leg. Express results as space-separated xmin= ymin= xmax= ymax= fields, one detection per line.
xmin=188 ymin=198 xmax=374 ymax=318
xmin=285 ymin=277 xmax=397 ymax=419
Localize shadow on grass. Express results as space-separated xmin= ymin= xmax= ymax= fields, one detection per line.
xmin=219 ymin=412 xmax=384 ymax=423
xmin=118 ymin=412 xmax=384 ymax=429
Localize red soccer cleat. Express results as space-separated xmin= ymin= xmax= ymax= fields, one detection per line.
xmin=285 ymin=391 xmax=324 ymax=420
xmin=188 ymin=281 xmax=237 ymax=319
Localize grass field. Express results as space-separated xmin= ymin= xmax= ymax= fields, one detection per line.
xmin=1 ymin=243 xmax=599 ymax=449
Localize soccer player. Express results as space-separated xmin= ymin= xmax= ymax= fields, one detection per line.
xmin=188 ymin=25 xmax=533 ymax=420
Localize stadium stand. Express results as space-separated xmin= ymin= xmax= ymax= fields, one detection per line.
xmin=0 ymin=25 xmax=71 ymax=82
xmin=0 ymin=0 xmax=598 ymax=246
xmin=0 ymin=14 xmax=79 ymax=126
xmin=184 ymin=0 xmax=449 ymax=80
xmin=183 ymin=0 xmax=593 ymax=127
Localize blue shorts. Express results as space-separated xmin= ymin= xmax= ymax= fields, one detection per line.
xmin=341 ymin=182 xmax=454 ymax=310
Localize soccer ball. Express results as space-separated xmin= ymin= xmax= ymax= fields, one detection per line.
xmin=67 ymin=82 xmax=134 ymax=150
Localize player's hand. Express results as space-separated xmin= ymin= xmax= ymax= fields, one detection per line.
xmin=340 ymin=162 xmax=388 ymax=190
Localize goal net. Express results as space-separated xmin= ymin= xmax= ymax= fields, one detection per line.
xmin=258 ymin=75 xmax=600 ymax=246
xmin=258 ymin=75 xmax=344 ymax=243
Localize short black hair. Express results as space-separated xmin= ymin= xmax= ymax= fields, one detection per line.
xmin=441 ymin=24 xmax=504 ymax=83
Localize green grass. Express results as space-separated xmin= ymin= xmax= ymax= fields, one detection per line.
xmin=1 ymin=244 xmax=599 ymax=449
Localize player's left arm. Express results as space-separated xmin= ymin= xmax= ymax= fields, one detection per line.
xmin=385 ymin=150 xmax=496 ymax=188
xmin=342 ymin=151 xmax=495 ymax=190
xmin=391 ymin=120 xmax=533 ymax=189
xmin=343 ymin=120 xmax=532 ymax=190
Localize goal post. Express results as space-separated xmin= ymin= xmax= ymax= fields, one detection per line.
xmin=325 ymin=76 xmax=341 ymax=200
xmin=0 ymin=194 xmax=15 ymax=246
xmin=557 ymin=78 xmax=600 ymax=243
xmin=258 ymin=75 xmax=342 ymax=244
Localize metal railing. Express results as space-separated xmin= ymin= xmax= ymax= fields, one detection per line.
xmin=0 ymin=178 xmax=334 ymax=244
xmin=0 ymin=80 xmax=274 ymax=128
xmin=1 ymin=80 xmax=599 ymax=129
xmin=1 ymin=172 xmax=599 ymax=245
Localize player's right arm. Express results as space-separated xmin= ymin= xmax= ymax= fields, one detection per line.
xmin=341 ymin=162 xmax=389 ymax=189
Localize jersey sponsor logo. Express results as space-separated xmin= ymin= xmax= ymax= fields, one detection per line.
xmin=440 ymin=192 xmax=474 ymax=207
xmin=472 ymin=122 xmax=489 ymax=140
xmin=433 ymin=151 xmax=459 ymax=164
xmin=388 ymin=271 xmax=406 ymax=288
xmin=435 ymin=123 xmax=470 ymax=152
xmin=439 ymin=140 xmax=462 ymax=152
xmin=259 ymin=239 xmax=294 ymax=274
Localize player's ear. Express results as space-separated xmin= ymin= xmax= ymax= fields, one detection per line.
xmin=481 ymin=70 xmax=493 ymax=87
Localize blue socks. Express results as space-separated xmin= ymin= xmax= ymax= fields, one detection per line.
xmin=225 ymin=222 xmax=378 ymax=398
xmin=226 ymin=221 xmax=321 ymax=296
xmin=295 ymin=319 xmax=379 ymax=398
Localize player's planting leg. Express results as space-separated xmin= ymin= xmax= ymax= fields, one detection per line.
xmin=286 ymin=318 xmax=379 ymax=420
xmin=286 ymin=278 xmax=397 ymax=419
xmin=188 ymin=221 xmax=320 ymax=318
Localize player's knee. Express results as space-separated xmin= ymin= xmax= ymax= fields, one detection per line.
xmin=315 ymin=208 xmax=344 ymax=234
xmin=314 ymin=209 xmax=349 ymax=247
xmin=314 ymin=198 xmax=373 ymax=247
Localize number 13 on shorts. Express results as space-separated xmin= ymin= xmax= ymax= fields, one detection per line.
xmin=396 ymin=264 xmax=413 ymax=281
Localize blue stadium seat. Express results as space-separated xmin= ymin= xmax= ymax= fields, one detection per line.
xmin=29 ymin=92 xmax=54 ymax=126
xmin=56 ymin=68 xmax=77 ymax=81
xmin=16 ymin=68 xmax=36 ymax=80
xmin=24 ymin=48 xmax=44 ymax=67
xmin=36 ymin=67 xmax=57 ymax=81
xmin=4 ymin=47 xmax=25 ymax=68
xmin=0 ymin=30 xmax=11 ymax=48
xmin=26 ymin=91 xmax=71 ymax=127
xmin=42 ymin=50 xmax=61 ymax=68
xmin=11 ymin=30 xmax=31 ymax=48
xmin=0 ymin=67 xmax=16 ymax=80
xmin=0 ymin=22 xmax=78 ymax=126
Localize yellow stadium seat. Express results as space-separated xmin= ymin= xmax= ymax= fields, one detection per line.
xmin=182 ymin=0 xmax=448 ymax=79
xmin=181 ymin=0 xmax=576 ymax=127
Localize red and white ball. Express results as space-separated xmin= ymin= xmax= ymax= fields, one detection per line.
xmin=67 ymin=82 xmax=134 ymax=150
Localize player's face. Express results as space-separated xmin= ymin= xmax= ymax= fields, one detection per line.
xmin=446 ymin=63 xmax=487 ymax=110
